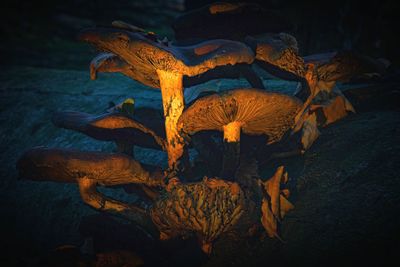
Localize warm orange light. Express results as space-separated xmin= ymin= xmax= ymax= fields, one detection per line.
xmin=223 ymin=121 xmax=242 ymax=142
xmin=156 ymin=69 xmax=185 ymax=171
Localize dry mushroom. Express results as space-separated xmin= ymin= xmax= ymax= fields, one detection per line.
xmin=52 ymin=110 xmax=165 ymax=156
xmin=245 ymin=33 xmax=306 ymax=84
xmin=90 ymin=51 xmax=265 ymax=89
xmin=178 ymin=88 xmax=302 ymax=178
xmin=291 ymin=64 xmax=355 ymax=153
xmin=79 ymin=27 xmax=256 ymax=175
xmin=17 ymin=147 xmax=164 ymax=227
xmin=88 ymin=21 xmax=264 ymax=89
xmin=293 ymin=51 xmax=391 ymax=136
xmin=18 ymin=147 xmax=293 ymax=255
xmin=306 ymin=51 xmax=389 ymax=83
xmin=297 ymin=64 xmax=355 ymax=125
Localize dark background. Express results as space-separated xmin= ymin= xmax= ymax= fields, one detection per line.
xmin=1 ymin=0 xmax=399 ymax=69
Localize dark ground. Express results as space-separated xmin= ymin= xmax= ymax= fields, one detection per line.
xmin=1 ymin=0 xmax=400 ymax=266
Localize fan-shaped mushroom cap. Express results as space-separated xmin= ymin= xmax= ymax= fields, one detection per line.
xmin=78 ymin=27 xmax=255 ymax=88
xmin=173 ymin=2 xmax=292 ymax=42
xmin=17 ymin=147 xmax=162 ymax=186
xmin=90 ymin=52 xmax=264 ymax=89
xmin=178 ymin=88 xmax=302 ymax=144
xmin=245 ymin=33 xmax=305 ymax=81
xmin=52 ymin=111 xmax=165 ymax=150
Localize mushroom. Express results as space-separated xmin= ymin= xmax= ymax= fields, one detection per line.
xmin=90 ymin=52 xmax=265 ymax=90
xmin=78 ymin=27 xmax=255 ymax=175
xmin=17 ymin=147 xmax=294 ymax=255
xmin=294 ymin=51 xmax=391 ymax=132
xmin=178 ymin=88 xmax=302 ymax=178
xmin=295 ymin=64 xmax=355 ymax=127
xmin=88 ymin=20 xmax=264 ymax=89
xmin=314 ymin=50 xmax=389 ymax=83
xmin=89 ymin=52 xmax=133 ymax=81
xmin=52 ymin=109 xmax=166 ymax=156
xmin=245 ymin=33 xmax=306 ymax=83
xmin=17 ymin=147 xmax=163 ymax=231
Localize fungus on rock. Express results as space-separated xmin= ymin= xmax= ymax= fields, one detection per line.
xmin=17 ymin=147 xmax=163 ymax=231
xmin=178 ymin=89 xmax=302 ymax=178
xmin=78 ymin=27 xmax=255 ymax=175
xmin=18 ymin=147 xmax=293 ymax=255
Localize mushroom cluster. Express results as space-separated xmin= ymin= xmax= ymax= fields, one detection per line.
xmin=17 ymin=1 xmax=364 ymax=256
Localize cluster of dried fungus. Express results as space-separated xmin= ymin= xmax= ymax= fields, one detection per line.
xmin=15 ymin=1 xmax=380 ymax=256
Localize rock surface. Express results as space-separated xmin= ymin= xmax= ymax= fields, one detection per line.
xmin=1 ymin=66 xmax=399 ymax=266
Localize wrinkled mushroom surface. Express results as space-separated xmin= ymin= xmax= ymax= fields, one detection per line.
xmin=245 ymin=33 xmax=305 ymax=81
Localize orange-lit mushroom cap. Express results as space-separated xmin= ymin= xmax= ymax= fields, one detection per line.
xmin=245 ymin=33 xmax=305 ymax=80
xmin=78 ymin=28 xmax=254 ymax=87
xmin=52 ymin=111 xmax=165 ymax=150
xmin=78 ymin=27 xmax=256 ymax=171
xmin=178 ymin=88 xmax=302 ymax=144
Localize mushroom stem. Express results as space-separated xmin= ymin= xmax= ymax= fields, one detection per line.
xmin=221 ymin=121 xmax=242 ymax=180
xmin=156 ymin=69 xmax=186 ymax=173
xmin=223 ymin=121 xmax=242 ymax=142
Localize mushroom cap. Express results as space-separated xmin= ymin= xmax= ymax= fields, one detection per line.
xmin=17 ymin=147 xmax=152 ymax=186
xmin=78 ymin=27 xmax=254 ymax=88
xmin=52 ymin=111 xmax=165 ymax=150
xmin=245 ymin=33 xmax=305 ymax=80
xmin=178 ymin=88 xmax=302 ymax=144
xmin=173 ymin=2 xmax=293 ymax=42
xmin=90 ymin=52 xmax=131 ymax=80
xmin=315 ymin=51 xmax=388 ymax=82
xmin=90 ymin=52 xmax=261 ymax=90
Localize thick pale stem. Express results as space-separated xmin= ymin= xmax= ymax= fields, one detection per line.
xmin=223 ymin=121 xmax=242 ymax=142
xmin=156 ymin=69 xmax=185 ymax=172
